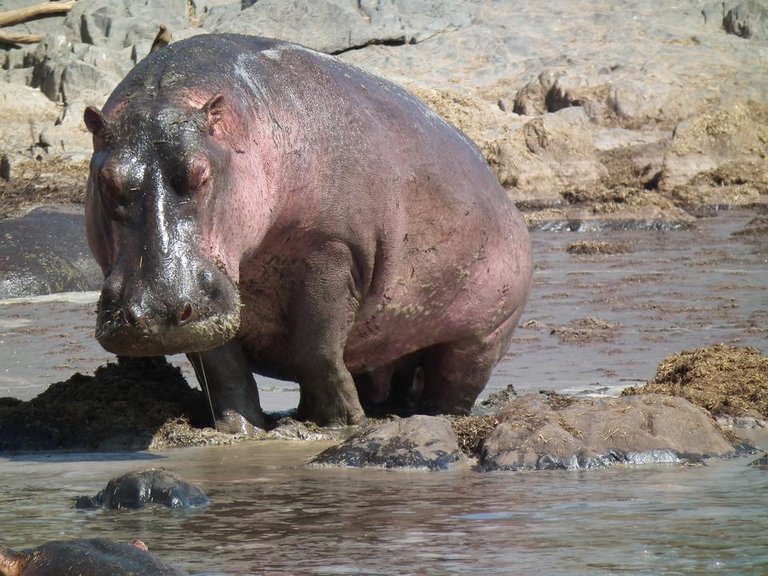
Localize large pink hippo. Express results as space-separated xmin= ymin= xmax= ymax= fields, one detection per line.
xmin=83 ymin=34 xmax=533 ymax=432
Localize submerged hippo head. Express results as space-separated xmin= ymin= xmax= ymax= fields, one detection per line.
xmin=83 ymin=94 xmax=242 ymax=356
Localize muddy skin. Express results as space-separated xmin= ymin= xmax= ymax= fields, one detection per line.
xmin=0 ymin=538 xmax=188 ymax=576
xmin=84 ymin=33 xmax=533 ymax=431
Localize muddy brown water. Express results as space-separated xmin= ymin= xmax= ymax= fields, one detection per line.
xmin=1 ymin=209 xmax=767 ymax=574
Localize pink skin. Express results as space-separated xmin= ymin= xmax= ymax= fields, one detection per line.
xmin=84 ymin=35 xmax=533 ymax=429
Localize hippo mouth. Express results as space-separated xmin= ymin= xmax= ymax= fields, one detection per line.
xmin=95 ymin=295 xmax=242 ymax=357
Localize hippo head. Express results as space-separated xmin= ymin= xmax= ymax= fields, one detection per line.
xmin=83 ymin=95 xmax=242 ymax=356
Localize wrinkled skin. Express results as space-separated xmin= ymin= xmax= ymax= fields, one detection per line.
xmin=84 ymin=34 xmax=533 ymax=431
xmin=0 ymin=539 xmax=187 ymax=576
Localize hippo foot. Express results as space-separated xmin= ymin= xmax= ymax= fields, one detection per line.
xmin=297 ymin=400 xmax=366 ymax=428
xmin=214 ymin=409 xmax=267 ymax=435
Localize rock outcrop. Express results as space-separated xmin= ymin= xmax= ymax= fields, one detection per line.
xmin=479 ymin=394 xmax=738 ymax=471
xmin=311 ymin=415 xmax=463 ymax=470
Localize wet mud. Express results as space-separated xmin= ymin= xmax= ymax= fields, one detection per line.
xmin=0 ymin=357 xmax=211 ymax=452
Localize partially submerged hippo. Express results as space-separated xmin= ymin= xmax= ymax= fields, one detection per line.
xmin=75 ymin=468 xmax=209 ymax=509
xmin=0 ymin=539 xmax=187 ymax=576
xmin=83 ymin=34 xmax=533 ymax=432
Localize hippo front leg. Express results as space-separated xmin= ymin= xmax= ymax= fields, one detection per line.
xmin=188 ymin=342 xmax=267 ymax=434
xmin=290 ymin=243 xmax=366 ymax=427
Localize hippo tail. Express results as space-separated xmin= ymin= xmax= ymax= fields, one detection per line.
xmin=0 ymin=546 xmax=27 ymax=576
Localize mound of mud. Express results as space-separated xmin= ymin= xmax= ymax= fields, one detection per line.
xmin=0 ymin=357 xmax=211 ymax=452
xmin=566 ymin=240 xmax=632 ymax=255
xmin=623 ymin=344 xmax=768 ymax=419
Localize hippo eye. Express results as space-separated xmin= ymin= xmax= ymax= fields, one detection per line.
xmin=170 ymin=159 xmax=209 ymax=197
xmin=99 ymin=168 xmax=131 ymax=219
xmin=187 ymin=158 xmax=211 ymax=193
xmin=98 ymin=168 xmax=119 ymax=197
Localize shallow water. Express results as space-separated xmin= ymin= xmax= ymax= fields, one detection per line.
xmin=1 ymin=210 xmax=767 ymax=574
xmin=2 ymin=440 xmax=768 ymax=575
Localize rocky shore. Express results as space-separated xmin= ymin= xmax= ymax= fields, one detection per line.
xmin=1 ymin=0 xmax=766 ymax=226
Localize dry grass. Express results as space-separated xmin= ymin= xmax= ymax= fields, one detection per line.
xmin=623 ymin=344 xmax=768 ymax=418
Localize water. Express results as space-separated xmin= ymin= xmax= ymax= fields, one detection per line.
xmin=1 ymin=210 xmax=767 ymax=574
xmin=2 ymin=441 xmax=768 ymax=575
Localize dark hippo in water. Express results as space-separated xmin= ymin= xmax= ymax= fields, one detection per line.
xmin=83 ymin=34 xmax=533 ymax=432
xmin=75 ymin=468 xmax=209 ymax=509
xmin=0 ymin=539 xmax=187 ymax=576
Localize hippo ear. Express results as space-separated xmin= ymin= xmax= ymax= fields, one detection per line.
xmin=84 ymin=106 xmax=107 ymax=136
xmin=0 ymin=546 xmax=29 ymax=576
xmin=201 ymin=94 xmax=226 ymax=134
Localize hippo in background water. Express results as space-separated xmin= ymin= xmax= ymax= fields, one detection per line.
xmin=75 ymin=468 xmax=209 ymax=510
xmin=83 ymin=33 xmax=533 ymax=433
xmin=0 ymin=539 xmax=187 ymax=576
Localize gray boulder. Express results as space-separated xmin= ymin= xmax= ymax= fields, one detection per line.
xmin=661 ymin=101 xmax=768 ymax=190
xmin=0 ymin=207 xmax=102 ymax=299
xmin=723 ymin=0 xmax=768 ymax=39
xmin=206 ymin=0 xmax=477 ymax=54
xmin=311 ymin=415 xmax=463 ymax=470
xmin=480 ymin=394 xmax=738 ymax=471
xmin=513 ymin=66 xmax=690 ymax=130
xmin=28 ymin=0 xmax=191 ymax=105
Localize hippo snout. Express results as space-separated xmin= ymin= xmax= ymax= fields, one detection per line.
xmin=95 ymin=261 xmax=241 ymax=356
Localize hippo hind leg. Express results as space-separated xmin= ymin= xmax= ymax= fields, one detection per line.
xmin=355 ymin=355 xmax=424 ymax=417
xmin=417 ymin=311 xmax=524 ymax=415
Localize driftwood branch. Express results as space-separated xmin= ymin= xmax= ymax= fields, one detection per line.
xmin=0 ymin=31 xmax=43 ymax=44
xmin=0 ymin=1 xmax=76 ymax=29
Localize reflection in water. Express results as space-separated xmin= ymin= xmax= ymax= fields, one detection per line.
xmin=2 ymin=442 xmax=768 ymax=575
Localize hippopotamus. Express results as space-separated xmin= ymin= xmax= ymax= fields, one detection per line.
xmin=83 ymin=33 xmax=533 ymax=432
xmin=75 ymin=468 xmax=209 ymax=509
xmin=0 ymin=539 xmax=187 ymax=576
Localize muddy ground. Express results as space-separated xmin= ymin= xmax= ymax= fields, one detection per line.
xmin=1 ymin=317 xmax=766 ymax=455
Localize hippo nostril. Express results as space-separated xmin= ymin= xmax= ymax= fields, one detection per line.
xmin=123 ymin=306 xmax=140 ymax=326
xmin=177 ymin=302 xmax=194 ymax=325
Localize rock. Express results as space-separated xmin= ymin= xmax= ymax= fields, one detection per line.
xmin=311 ymin=415 xmax=463 ymax=470
xmin=723 ymin=0 xmax=768 ymax=40
xmin=206 ymin=0 xmax=477 ymax=54
xmin=27 ymin=0 xmax=192 ymax=105
xmin=513 ymin=66 xmax=690 ymax=130
xmin=749 ymin=454 xmax=768 ymax=467
xmin=65 ymin=0 xmax=190 ymax=54
xmin=75 ymin=468 xmax=209 ymax=509
xmin=1 ymin=0 xmax=768 ymax=232
xmin=414 ymin=88 xmax=606 ymax=206
xmin=479 ymin=394 xmax=737 ymax=471
xmin=549 ymin=317 xmax=621 ymax=344
xmin=0 ymin=206 xmax=102 ymax=298
xmin=0 ymin=84 xmax=60 ymax=156
xmin=661 ymin=102 xmax=768 ymax=190
xmin=513 ymin=69 xmax=565 ymax=116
